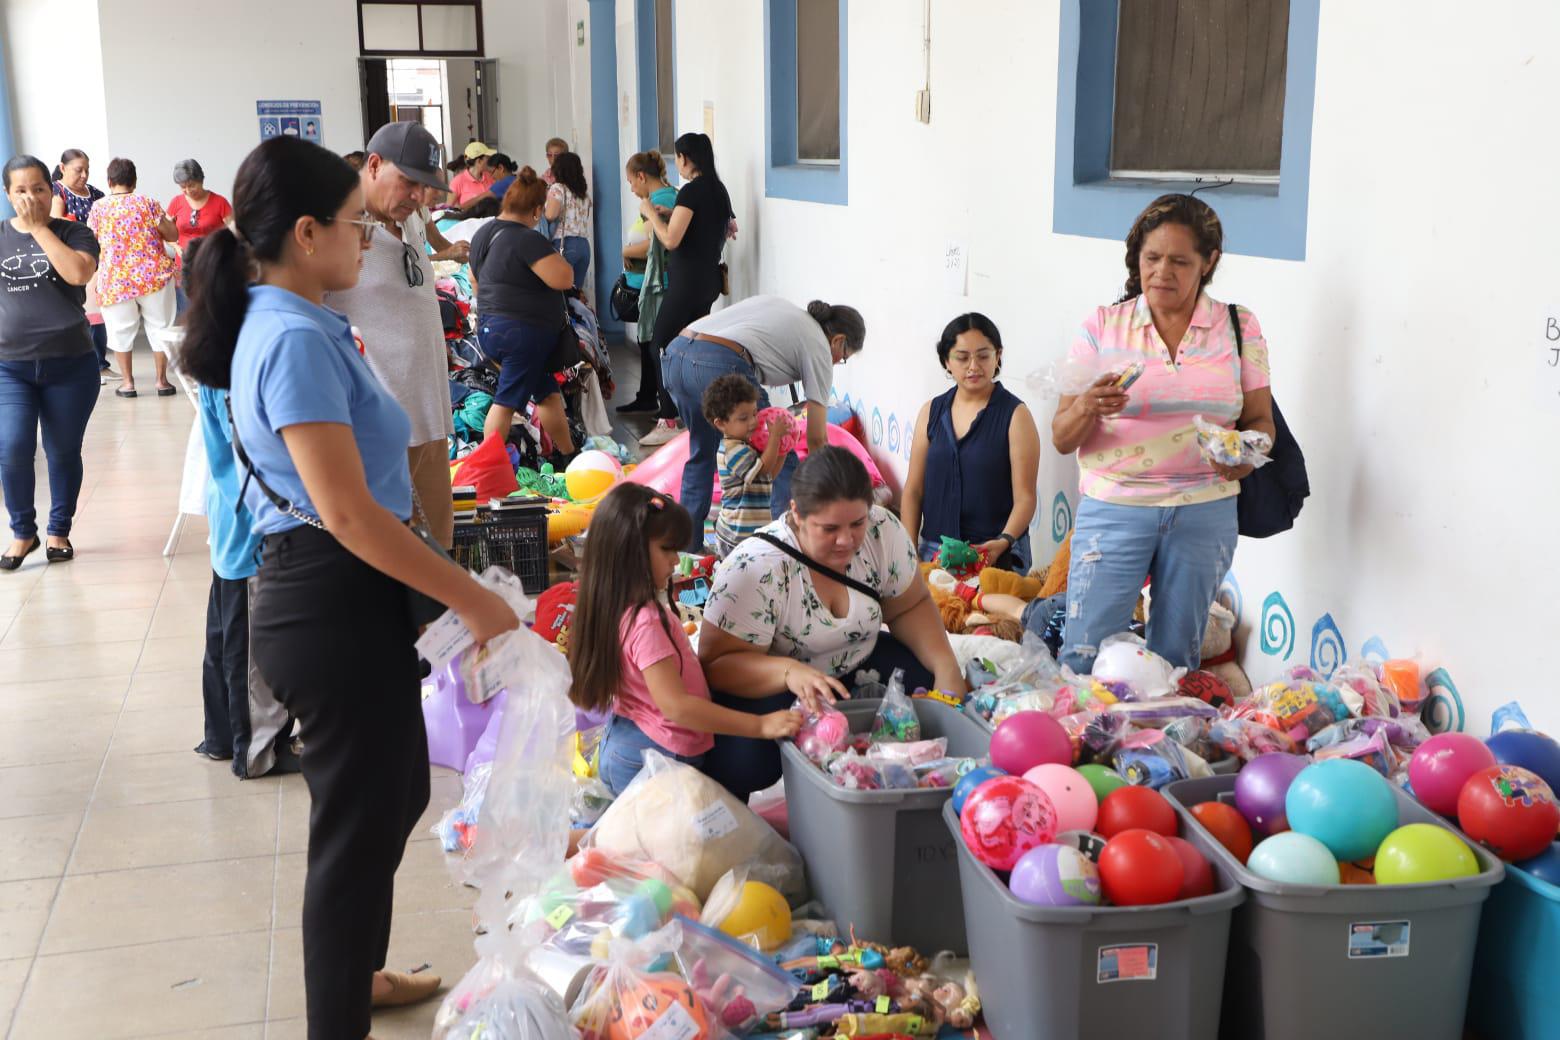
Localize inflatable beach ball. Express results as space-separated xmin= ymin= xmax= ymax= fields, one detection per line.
xmin=564 ymin=450 xmax=623 ymax=501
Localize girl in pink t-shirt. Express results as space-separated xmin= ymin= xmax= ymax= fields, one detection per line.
xmin=568 ymin=484 xmax=801 ymax=795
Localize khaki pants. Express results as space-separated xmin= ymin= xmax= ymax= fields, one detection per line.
xmin=407 ymin=440 xmax=454 ymax=549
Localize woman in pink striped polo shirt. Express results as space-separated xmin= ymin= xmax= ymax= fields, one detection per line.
xmin=1051 ymin=194 xmax=1276 ymax=673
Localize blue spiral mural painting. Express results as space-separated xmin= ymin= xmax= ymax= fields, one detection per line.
xmin=871 ymin=407 xmax=884 ymax=445
xmin=842 ymin=393 xmax=853 ymax=415
xmin=1050 ymin=492 xmax=1073 ymax=542
xmin=1360 ymin=636 xmax=1390 ymax=665
xmin=1259 ymin=591 xmax=1295 ymax=659
xmin=887 ymin=413 xmax=901 ymax=454
xmin=1216 ymin=571 xmax=1243 ymax=623
xmin=830 ymin=386 xmax=839 ymax=404
xmin=1309 ymin=613 xmax=1346 ymax=679
xmin=1423 ymin=667 xmax=1467 ymax=734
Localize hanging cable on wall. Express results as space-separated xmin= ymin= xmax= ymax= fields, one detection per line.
xmin=915 ymin=0 xmax=932 ymax=123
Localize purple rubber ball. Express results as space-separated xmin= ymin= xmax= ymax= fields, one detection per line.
xmin=1234 ymin=752 xmax=1309 ymax=837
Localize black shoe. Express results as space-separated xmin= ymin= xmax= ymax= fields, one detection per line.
xmin=193 ymin=742 xmax=233 ymax=762
xmin=615 ymin=396 xmax=658 ymax=415
xmin=45 ymin=540 xmax=74 ymax=563
xmin=246 ymin=743 xmax=302 ymax=778
xmin=0 ymin=537 xmax=40 ymax=572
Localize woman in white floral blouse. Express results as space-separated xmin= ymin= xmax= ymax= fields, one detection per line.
xmin=699 ymin=446 xmax=966 ymax=800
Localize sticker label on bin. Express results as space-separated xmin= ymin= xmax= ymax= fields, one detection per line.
xmin=694 ymin=801 xmax=738 ymax=840
xmin=1097 ymin=943 xmax=1158 ymax=983
xmin=1347 ymin=920 xmax=1411 ymax=959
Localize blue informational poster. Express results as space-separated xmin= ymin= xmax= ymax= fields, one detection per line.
xmin=257 ymin=100 xmax=322 ymax=143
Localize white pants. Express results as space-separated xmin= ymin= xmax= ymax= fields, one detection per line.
xmin=102 ymin=281 xmax=177 ymax=354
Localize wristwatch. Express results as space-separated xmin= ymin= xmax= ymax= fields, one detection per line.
xmin=995 ymin=533 xmax=1016 ymax=548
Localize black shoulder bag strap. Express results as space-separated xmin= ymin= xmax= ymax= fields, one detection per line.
xmin=225 ymin=396 xmax=312 ymax=524
xmin=752 ymin=531 xmax=882 ymax=603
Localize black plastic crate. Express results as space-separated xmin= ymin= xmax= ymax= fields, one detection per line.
xmin=451 ymin=501 xmax=550 ymax=593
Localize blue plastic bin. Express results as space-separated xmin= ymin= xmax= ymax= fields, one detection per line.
xmin=1467 ymin=858 xmax=1560 ymax=1040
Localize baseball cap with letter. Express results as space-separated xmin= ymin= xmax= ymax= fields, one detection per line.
xmin=364 ymin=120 xmax=449 ymax=190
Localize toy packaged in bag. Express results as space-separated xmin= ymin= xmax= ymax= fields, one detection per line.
xmin=435 ymin=761 xmax=490 ymax=855
xmin=1311 ymin=726 xmax=1401 ymax=777
xmin=1112 ymin=729 xmax=1214 ymax=789
xmin=794 ymin=703 xmax=852 ymax=765
xmin=827 ymin=749 xmax=908 ymax=791
xmin=871 ymin=670 xmax=921 ymax=743
xmin=435 ymin=958 xmax=575 ymax=1040
xmin=1090 ymin=633 xmax=1185 ymax=700
xmin=1330 ymin=663 xmax=1401 ymax=718
xmin=1209 ymin=715 xmax=1297 ymax=761
xmin=866 ymin=738 xmax=948 ymax=767
xmin=510 ymin=852 xmax=701 ymax=961
xmin=581 ymin=751 xmax=807 ymax=904
xmin=1193 ymin=415 xmax=1273 ymax=469
xmin=673 ymin=916 xmax=801 ymax=1034
xmin=570 ymin=926 xmax=717 ymax=1040
xmin=1107 ymin=696 xmax=1220 ymax=729
xmin=1242 ymin=678 xmax=1353 ymax=743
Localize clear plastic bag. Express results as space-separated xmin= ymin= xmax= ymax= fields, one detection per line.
xmin=1107 ymin=696 xmax=1220 ymax=728
xmin=1113 ymin=730 xmax=1213 ymax=789
xmin=673 ymin=916 xmax=801 ymax=1036
xmin=1193 ymin=415 xmax=1273 ymax=469
xmin=1208 ymin=714 xmax=1297 ymax=761
xmin=1090 ymin=633 xmax=1186 ymax=700
xmin=795 ymin=703 xmax=852 ymax=764
xmin=570 ymin=925 xmax=717 ymax=1040
xmin=866 ymin=737 xmax=948 ymax=766
xmin=434 ymin=958 xmax=575 ymax=1040
xmin=1027 ymin=357 xmax=1142 ymax=401
xmin=435 ymin=761 xmax=491 ymax=856
xmin=570 ymin=774 xmax=615 ymax=829
xmin=870 ymin=670 xmax=921 ymax=743
xmin=509 ymin=851 xmax=700 ymax=962
xmin=1330 ymin=663 xmax=1400 ymax=719
xmin=581 ymin=750 xmax=807 ymax=904
xmin=828 ymin=749 xmax=910 ymax=790
xmin=1242 ymin=678 xmax=1354 ymax=743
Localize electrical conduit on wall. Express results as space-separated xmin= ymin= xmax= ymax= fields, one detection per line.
xmin=0 ymin=36 xmax=15 ymax=218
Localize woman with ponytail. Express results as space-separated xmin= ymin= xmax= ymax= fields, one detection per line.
xmin=182 ymin=135 xmax=519 ymax=1040
xmin=615 ymin=149 xmax=677 ymax=414
xmin=636 ymin=131 xmax=734 ymax=445
xmin=662 ymin=294 xmax=865 ymax=552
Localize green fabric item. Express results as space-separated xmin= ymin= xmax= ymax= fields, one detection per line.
xmin=638 ymin=221 xmax=670 ymax=337
xmin=515 ymin=463 xmax=570 ymax=500
xmin=453 ymin=391 xmax=494 ymax=440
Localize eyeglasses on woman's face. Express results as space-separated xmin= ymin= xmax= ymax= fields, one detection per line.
xmin=342 ymin=211 xmax=380 ymax=247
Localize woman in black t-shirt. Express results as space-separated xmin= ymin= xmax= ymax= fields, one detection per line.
xmin=638 ymin=132 xmax=733 ymax=440
xmin=467 ymin=167 xmax=579 ymax=455
xmin=0 ymin=156 xmax=102 ymax=570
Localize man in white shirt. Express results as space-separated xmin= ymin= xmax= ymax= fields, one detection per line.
xmin=325 ymin=121 xmax=470 ymax=547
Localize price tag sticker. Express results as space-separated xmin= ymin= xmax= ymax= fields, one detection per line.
xmin=811 ymin=981 xmax=829 ymax=1002
xmin=875 ymin=995 xmax=891 ymax=1014
xmin=544 ymin=905 xmax=574 ymax=929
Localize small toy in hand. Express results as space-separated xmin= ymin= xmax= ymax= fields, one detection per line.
xmin=1193 ymin=415 xmax=1273 ymax=469
xmin=934 ymin=536 xmax=984 ymax=580
xmin=1110 ymin=361 xmax=1145 ymax=391
xmin=796 ymin=703 xmax=852 ymax=763
xmin=746 ymin=406 xmax=806 ymax=455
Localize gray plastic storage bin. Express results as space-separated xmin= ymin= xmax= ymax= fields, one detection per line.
xmin=942 ymin=801 xmax=1243 ymax=1040
xmin=1165 ymin=775 xmax=1505 ymax=1040
xmin=779 ymin=697 xmax=990 ymax=954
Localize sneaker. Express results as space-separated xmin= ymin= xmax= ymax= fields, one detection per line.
xmin=639 ymin=419 xmax=682 ymax=448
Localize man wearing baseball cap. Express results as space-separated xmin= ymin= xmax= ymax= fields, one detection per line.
xmin=449 ymin=140 xmax=498 ymax=206
xmin=325 ymin=121 xmax=471 ymax=550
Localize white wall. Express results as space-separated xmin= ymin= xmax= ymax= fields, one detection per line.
xmin=484 ymin=0 xmax=579 ymax=171
xmin=445 ymin=59 xmax=479 ymax=149
xmin=3 ymin=0 xmax=110 ymax=174
xmin=642 ymin=0 xmax=1560 ymax=733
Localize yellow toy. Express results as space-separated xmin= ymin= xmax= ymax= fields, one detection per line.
xmin=979 ymin=566 xmax=1043 ymax=600
xmin=715 ymin=880 xmax=792 ymax=951
xmin=564 ymin=450 xmax=624 ymax=501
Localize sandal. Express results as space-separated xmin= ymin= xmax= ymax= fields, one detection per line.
xmin=0 ymin=537 xmax=40 ymax=572
xmin=115 ymin=387 xmax=137 ymax=399
xmin=156 ymin=386 xmax=177 ymax=397
xmin=45 ymin=540 xmax=74 ymax=563
xmin=371 ymin=967 xmax=442 ymax=1008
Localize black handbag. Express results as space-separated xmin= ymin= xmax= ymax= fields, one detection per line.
xmin=1229 ymin=303 xmax=1309 ymax=538
xmin=545 ymin=319 xmax=584 ymax=372
xmin=227 ymin=402 xmax=453 ymax=627
xmin=609 ymin=272 xmax=641 ymax=323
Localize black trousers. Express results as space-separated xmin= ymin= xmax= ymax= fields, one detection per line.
xmin=200 ymin=574 xmax=253 ymax=771
xmin=700 ymin=632 xmax=937 ymax=803
xmin=649 ymin=266 xmax=723 ymax=419
xmin=251 ymin=525 xmax=429 ymax=1040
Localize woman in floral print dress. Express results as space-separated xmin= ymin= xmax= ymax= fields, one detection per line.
xmin=698 ymin=446 xmax=966 ymax=801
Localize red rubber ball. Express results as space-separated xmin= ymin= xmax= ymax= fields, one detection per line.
xmin=1097 ymin=785 xmax=1178 ymax=838
xmin=1457 ymin=764 xmax=1560 ymax=862
xmin=1100 ymin=829 xmax=1185 ymax=906
xmin=1165 ymin=836 xmax=1216 ymax=899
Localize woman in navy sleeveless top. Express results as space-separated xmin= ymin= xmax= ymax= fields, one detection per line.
xmin=902 ymin=313 xmax=1040 ymax=572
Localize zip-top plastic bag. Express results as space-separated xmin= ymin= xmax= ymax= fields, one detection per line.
xmin=570 ymin=925 xmax=717 ymax=1040
xmin=1193 ymin=415 xmax=1273 ymax=469
xmin=870 ymin=669 xmax=921 ymax=743
xmin=434 ymin=958 xmax=574 ymax=1040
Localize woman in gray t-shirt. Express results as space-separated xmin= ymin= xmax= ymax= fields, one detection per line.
xmin=0 ymin=155 xmax=103 ymax=569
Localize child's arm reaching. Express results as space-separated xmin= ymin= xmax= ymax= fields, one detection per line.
xmin=642 ymin=658 xmax=802 ymax=740
xmin=755 ymin=412 xmax=792 ymax=478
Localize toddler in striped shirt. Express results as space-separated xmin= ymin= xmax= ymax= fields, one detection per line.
xmin=702 ymin=374 xmax=792 ymax=557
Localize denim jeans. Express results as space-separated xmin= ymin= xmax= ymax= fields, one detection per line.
xmin=1060 ymin=496 xmax=1237 ymax=674
xmin=0 ymin=352 xmax=101 ymax=539
xmin=663 ymin=336 xmax=797 ymax=552
xmin=597 ymin=713 xmax=706 ymax=796
xmin=558 ymin=235 xmax=590 ymax=293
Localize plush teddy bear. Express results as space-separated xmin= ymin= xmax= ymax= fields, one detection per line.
xmin=1198 ymin=601 xmax=1252 ymax=699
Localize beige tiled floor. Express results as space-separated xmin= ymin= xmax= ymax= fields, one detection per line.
xmin=0 ymin=382 xmax=476 ymax=1039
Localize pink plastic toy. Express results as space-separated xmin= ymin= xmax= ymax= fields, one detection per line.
xmin=796 ymin=705 xmax=852 ymax=763
xmin=747 ymin=407 xmax=807 ymax=455
xmin=1408 ymin=733 xmax=1497 ymax=816
xmin=627 ymin=424 xmax=888 ymax=503
xmin=959 ymin=775 xmax=1057 ymax=871
xmin=1023 ymin=763 xmax=1099 ymax=834
xmin=990 ymin=711 xmax=1073 ymax=775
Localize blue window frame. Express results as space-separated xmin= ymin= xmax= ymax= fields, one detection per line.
xmin=636 ymin=0 xmax=676 ymax=157
xmin=764 ymin=0 xmax=848 ymax=205
xmin=1052 ymin=0 xmax=1319 ymax=261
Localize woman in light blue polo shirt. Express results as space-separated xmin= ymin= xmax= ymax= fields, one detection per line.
xmin=179 ymin=136 xmax=519 ymax=1040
